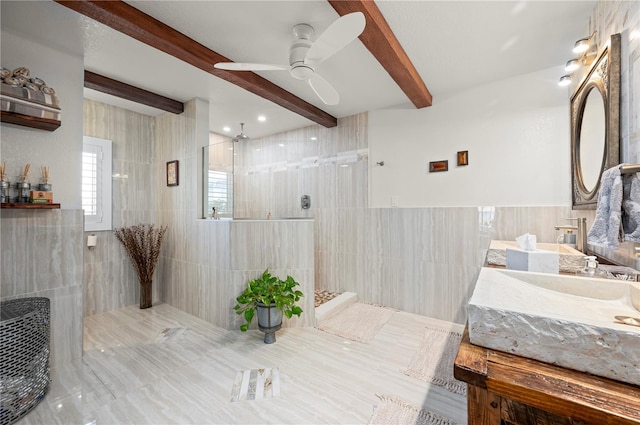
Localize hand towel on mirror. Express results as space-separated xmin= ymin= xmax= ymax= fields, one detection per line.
xmin=623 ymin=172 xmax=640 ymax=243
xmin=587 ymin=166 xmax=623 ymax=248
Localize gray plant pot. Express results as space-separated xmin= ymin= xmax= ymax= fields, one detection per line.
xmin=256 ymin=302 xmax=282 ymax=344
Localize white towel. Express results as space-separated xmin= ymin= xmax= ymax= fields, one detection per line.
xmin=587 ymin=166 xmax=623 ymax=248
xmin=623 ymin=172 xmax=640 ymax=243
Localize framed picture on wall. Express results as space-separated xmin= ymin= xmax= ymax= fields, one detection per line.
xmin=166 ymin=160 xmax=179 ymax=186
xmin=457 ymin=151 xmax=469 ymax=166
xmin=429 ymin=160 xmax=448 ymax=172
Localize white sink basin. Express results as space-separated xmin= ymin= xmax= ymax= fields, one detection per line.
xmin=468 ymin=267 xmax=640 ymax=386
xmin=487 ymin=240 xmax=585 ymax=272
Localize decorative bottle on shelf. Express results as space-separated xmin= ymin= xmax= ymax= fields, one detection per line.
xmin=16 ymin=181 xmax=30 ymax=203
xmin=0 ymin=161 xmax=7 ymax=203
xmin=0 ymin=180 xmax=9 ymax=203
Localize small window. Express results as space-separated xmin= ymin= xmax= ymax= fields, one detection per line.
xmin=207 ymin=169 xmax=233 ymax=217
xmin=82 ymin=136 xmax=112 ymax=231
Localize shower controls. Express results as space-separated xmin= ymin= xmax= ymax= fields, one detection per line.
xmin=301 ymin=195 xmax=310 ymax=209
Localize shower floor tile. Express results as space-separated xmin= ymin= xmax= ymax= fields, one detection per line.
xmin=314 ymin=289 xmax=340 ymax=307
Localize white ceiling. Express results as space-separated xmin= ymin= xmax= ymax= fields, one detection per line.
xmin=1 ymin=0 xmax=596 ymax=139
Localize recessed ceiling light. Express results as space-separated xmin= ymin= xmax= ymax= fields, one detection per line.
xmin=310 ymin=137 xmax=317 ymax=141
xmin=278 ymin=143 xmax=285 ymax=147
xmin=258 ymin=115 xmax=266 ymax=122
xmin=223 ymin=126 xmax=231 ymax=132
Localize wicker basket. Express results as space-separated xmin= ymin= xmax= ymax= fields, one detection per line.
xmin=0 ymin=297 xmax=50 ymax=425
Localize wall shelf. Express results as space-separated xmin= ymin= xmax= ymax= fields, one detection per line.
xmin=0 ymin=111 xmax=61 ymax=131
xmin=1 ymin=203 xmax=60 ymax=209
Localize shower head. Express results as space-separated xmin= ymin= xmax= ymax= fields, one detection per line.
xmin=232 ymin=123 xmax=250 ymax=142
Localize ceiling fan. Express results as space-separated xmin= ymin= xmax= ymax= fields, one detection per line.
xmin=214 ymin=12 xmax=366 ymax=106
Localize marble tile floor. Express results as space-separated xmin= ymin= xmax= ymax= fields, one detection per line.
xmin=20 ymin=303 xmax=467 ymax=425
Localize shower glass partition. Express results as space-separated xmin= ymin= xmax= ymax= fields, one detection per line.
xmin=202 ymin=135 xmax=234 ymax=219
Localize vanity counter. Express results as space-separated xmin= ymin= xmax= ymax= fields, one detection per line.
xmin=454 ymin=325 xmax=640 ymax=425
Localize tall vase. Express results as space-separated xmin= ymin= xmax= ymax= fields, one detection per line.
xmin=140 ymin=282 xmax=152 ymax=309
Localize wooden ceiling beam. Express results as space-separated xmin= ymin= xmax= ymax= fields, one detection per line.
xmin=84 ymin=70 xmax=184 ymax=114
xmin=55 ymin=0 xmax=338 ymax=128
xmin=328 ymin=0 xmax=433 ymax=108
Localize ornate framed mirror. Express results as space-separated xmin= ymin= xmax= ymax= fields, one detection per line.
xmin=571 ymin=33 xmax=621 ymax=209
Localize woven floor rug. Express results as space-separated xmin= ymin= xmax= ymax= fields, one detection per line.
xmin=368 ymin=395 xmax=459 ymax=425
xmin=403 ymin=327 xmax=466 ymax=395
xmin=316 ymin=302 xmax=394 ymax=343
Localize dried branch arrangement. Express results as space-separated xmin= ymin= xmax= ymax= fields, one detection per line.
xmin=41 ymin=166 xmax=49 ymax=184
xmin=113 ymin=224 xmax=167 ymax=309
xmin=0 ymin=161 xmax=6 ymax=181
xmin=21 ymin=163 xmax=30 ymax=183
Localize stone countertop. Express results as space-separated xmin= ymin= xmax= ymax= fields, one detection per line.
xmin=486 ymin=239 xmax=585 ymax=273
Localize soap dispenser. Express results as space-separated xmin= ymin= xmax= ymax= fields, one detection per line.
xmin=576 ymin=256 xmax=604 ymax=277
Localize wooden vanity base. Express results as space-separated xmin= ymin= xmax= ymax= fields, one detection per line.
xmin=454 ymin=325 xmax=640 ymax=425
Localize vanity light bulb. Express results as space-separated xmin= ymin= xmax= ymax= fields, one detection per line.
xmin=565 ymin=59 xmax=579 ymax=72
xmin=573 ymin=39 xmax=590 ymax=54
xmin=558 ymin=75 xmax=572 ymax=87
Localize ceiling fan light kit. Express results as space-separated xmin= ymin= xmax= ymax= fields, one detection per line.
xmin=214 ymin=12 xmax=366 ymax=106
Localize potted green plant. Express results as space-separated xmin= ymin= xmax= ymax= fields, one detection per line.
xmin=234 ymin=269 xmax=303 ymax=343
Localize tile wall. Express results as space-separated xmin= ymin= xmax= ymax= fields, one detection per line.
xmin=155 ymin=99 xmax=205 ymax=319
xmin=0 ymin=209 xmax=84 ymax=368
xmin=234 ymin=114 xmax=578 ymax=324
xmin=155 ymin=100 xmax=314 ymax=329
xmin=83 ymin=99 xmax=159 ymax=315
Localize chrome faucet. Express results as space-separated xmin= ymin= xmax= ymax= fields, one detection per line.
xmin=555 ymin=217 xmax=587 ymax=253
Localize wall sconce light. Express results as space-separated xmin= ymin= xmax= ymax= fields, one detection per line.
xmin=564 ymin=59 xmax=580 ymax=72
xmin=558 ymin=75 xmax=572 ymax=86
xmin=573 ymin=37 xmax=591 ymax=54
xmin=559 ymin=32 xmax=597 ymax=86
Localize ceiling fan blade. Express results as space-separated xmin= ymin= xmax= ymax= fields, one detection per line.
xmin=307 ymin=74 xmax=339 ymax=105
xmin=305 ymin=12 xmax=366 ymax=66
xmin=214 ymin=62 xmax=288 ymax=71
